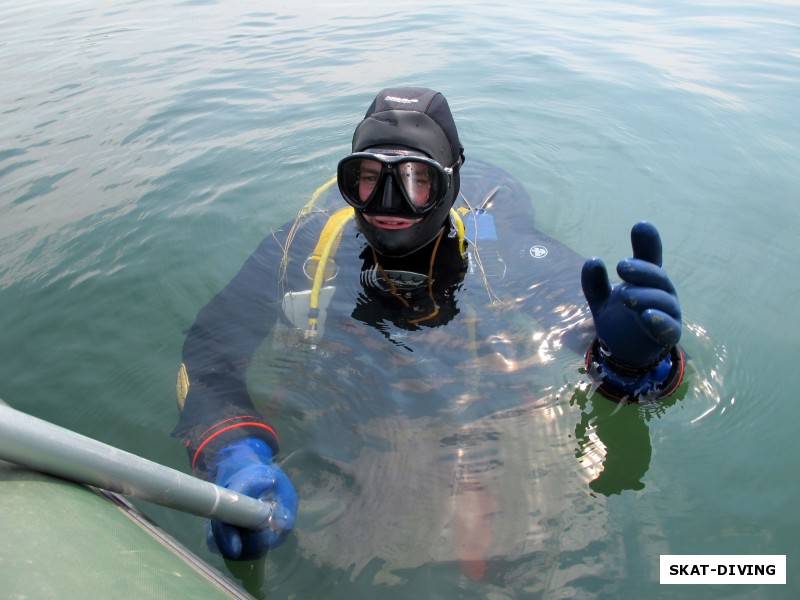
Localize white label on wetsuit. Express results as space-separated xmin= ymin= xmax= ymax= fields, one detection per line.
xmin=530 ymin=245 xmax=549 ymax=259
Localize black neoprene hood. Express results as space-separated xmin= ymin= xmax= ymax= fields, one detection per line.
xmin=351 ymin=87 xmax=464 ymax=167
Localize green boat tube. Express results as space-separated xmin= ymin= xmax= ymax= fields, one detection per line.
xmin=0 ymin=460 xmax=252 ymax=599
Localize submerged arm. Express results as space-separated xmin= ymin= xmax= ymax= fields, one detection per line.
xmin=173 ymin=234 xmax=285 ymax=476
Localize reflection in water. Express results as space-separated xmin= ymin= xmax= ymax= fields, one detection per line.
xmin=231 ymin=256 xmax=733 ymax=599
xmin=242 ymin=311 xmax=670 ymax=597
xmin=684 ymin=321 xmax=732 ymax=423
xmin=236 ymin=310 xmax=729 ymax=599
xmin=274 ymin=403 xmax=622 ymax=596
xmin=572 ymin=383 xmax=684 ymax=497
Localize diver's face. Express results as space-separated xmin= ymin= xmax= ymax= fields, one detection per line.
xmin=358 ymin=158 xmax=433 ymax=230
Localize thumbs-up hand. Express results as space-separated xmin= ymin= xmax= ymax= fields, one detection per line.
xmin=581 ymin=221 xmax=681 ymax=371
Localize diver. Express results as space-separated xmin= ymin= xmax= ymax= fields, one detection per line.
xmin=172 ymin=87 xmax=684 ymax=561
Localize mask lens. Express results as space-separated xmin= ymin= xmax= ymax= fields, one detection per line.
xmin=397 ymin=161 xmax=438 ymax=210
xmin=354 ymin=159 xmax=383 ymax=205
xmin=338 ymin=158 xmax=375 ymax=209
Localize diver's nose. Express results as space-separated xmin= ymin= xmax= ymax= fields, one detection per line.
xmin=380 ymin=175 xmax=403 ymax=212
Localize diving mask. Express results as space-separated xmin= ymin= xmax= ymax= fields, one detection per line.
xmin=337 ymin=151 xmax=457 ymax=216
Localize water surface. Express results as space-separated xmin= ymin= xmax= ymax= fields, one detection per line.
xmin=1 ymin=1 xmax=798 ymax=598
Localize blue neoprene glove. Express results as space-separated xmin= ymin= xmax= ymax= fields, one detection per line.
xmin=206 ymin=438 xmax=297 ymax=560
xmin=581 ymin=222 xmax=682 ymax=393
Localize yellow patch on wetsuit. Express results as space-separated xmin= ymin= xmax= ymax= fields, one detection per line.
xmin=176 ymin=363 xmax=189 ymax=410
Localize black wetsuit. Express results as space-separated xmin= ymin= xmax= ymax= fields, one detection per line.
xmin=174 ymin=159 xmax=595 ymax=475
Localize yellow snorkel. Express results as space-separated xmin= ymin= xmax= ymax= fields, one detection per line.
xmin=305 ymin=206 xmax=354 ymax=340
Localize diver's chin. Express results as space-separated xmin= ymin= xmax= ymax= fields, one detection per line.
xmin=362 ymin=214 xmax=422 ymax=230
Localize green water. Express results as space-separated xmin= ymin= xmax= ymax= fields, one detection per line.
xmin=1 ymin=1 xmax=798 ymax=598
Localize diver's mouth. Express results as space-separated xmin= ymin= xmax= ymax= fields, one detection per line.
xmin=363 ymin=214 xmax=422 ymax=230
